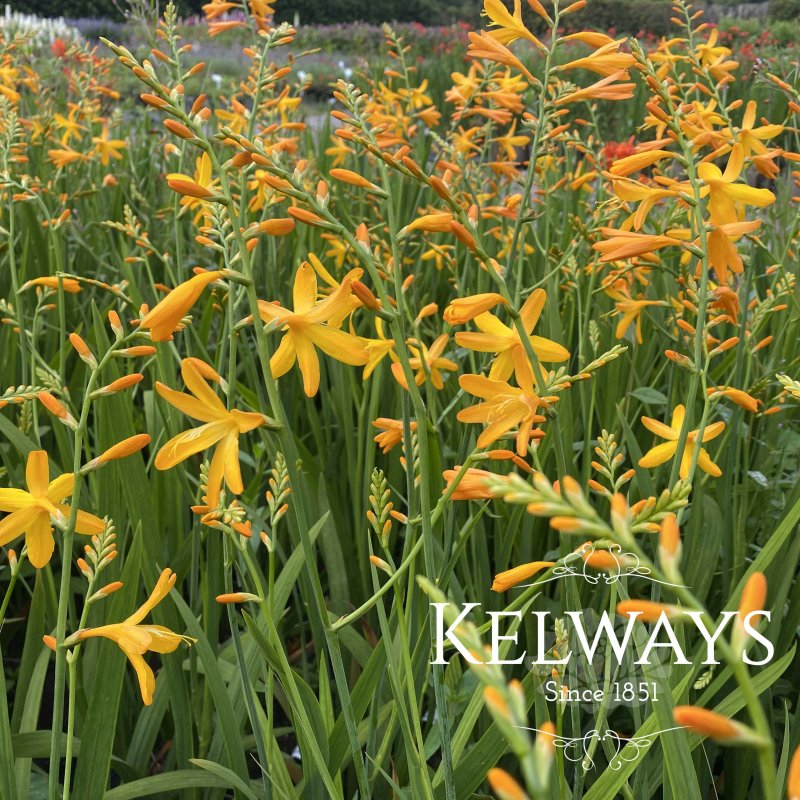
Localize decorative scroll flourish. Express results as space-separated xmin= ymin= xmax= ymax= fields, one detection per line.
xmin=520 ymin=542 xmax=686 ymax=589
xmin=514 ymin=726 xmax=687 ymax=770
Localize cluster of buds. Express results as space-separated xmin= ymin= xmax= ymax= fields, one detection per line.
xmin=262 ymin=451 xmax=290 ymax=551
xmin=588 ymin=430 xmax=635 ymax=498
xmin=77 ymin=522 xmax=123 ymax=604
xmin=366 ymin=468 xmax=394 ymax=549
xmin=0 ymin=384 xmax=46 ymax=411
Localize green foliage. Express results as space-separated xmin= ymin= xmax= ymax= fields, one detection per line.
xmin=769 ymin=0 xmax=800 ymax=19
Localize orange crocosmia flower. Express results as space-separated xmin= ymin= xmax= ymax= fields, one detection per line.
xmin=391 ymin=334 xmax=458 ymax=391
xmin=482 ymin=0 xmax=545 ymax=49
xmin=457 ymin=371 xmax=548 ymax=456
xmin=455 ymin=289 xmax=569 ymax=384
xmin=24 ymin=276 xmax=81 ymax=293
xmin=697 ymin=144 xmax=775 ymax=227
xmin=69 ymin=569 xmax=194 ymax=705
xmin=154 ymin=359 xmax=267 ymax=501
xmin=0 ymin=450 xmax=104 ymax=568
xmin=140 ymin=270 xmax=224 ymax=341
xmin=257 ymin=262 xmax=368 ymax=397
xmin=491 ymin=560 xmax=554 ymax=592
xmin=372 ymin=418 xmax=417 ymax=453
xmin=638 ymin=404 xmax=725 ymax=479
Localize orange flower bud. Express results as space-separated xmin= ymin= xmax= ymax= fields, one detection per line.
xmin=287 ymin=207 xmax=328 ymax=227
xmin=164 ymin=119 xmax=195 ymax=140
xmin=443 ymin=293 xmax=507 ymax=325
xmin=352 ymin=280 xmax=381 ymax=311
xmin=43 ymin=635 xmax=57 ymax=652
xmin=216 ymin=592 xmax=260 ymax=604
xmin=617 ymin=600 xmax=682 ymax=622
xmin=789 ymin=745 xmax=800 ymax=800
xmin=94 ymin=434 xmax=151 ymax=465
xmin=673 ymin=706 xmax=765 ymax=745
xmin=449 ymin=220 xmax=478 ymax=251
xmin=69 ymin=332 xmax=97 ymax=367
xmin=95 ymin=373 xmax=144 ymax=396
xmin=492 ymin=561 xmax=554 ymax=592
xmin=116 ymin=345 xmax=158 ymax=357
xmin=258 ymin=218 xmax=295 ymax=236
xmin=487 ymin=768 xmax=527 ymax=800
xmin=330 ymin=168 xmax=382 ymax=193
xmin=38 ymin=391 xmax=78 ymax=430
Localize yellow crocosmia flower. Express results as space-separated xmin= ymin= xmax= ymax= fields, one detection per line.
xmin=324 ymin=136 xmax=354 ymax=167
xmin=491 ymin=120 xmax=529 ymax=160
xmin=91 ymin=127 xmax=127 ymax=166
xmin=140 ymin=270 xmax=224 ymax=342
xmin=560 ymin=39 xmax=635 ymax=78
xmin=611 ymin=178 xmax=675 ymax=230
xmin=48 ymin=148 xmax=84 ymax=168
xmin=697 ymin=144 xmax=775 ymax=227
xmin=0 ymin=450 xmax=105 ymax=568
xmin=604 ymin=286 xmax=662 ymax=344
xmin=593 ymin=228 xmax=681 ymax=262
xmin=154 ymin=360 xmax=267 ymax=501
xmin=257 ymin=263 xmax=368 ymax=397
xmin=166 ymin=153 xmax=219 ymax=224
xmin=467 ymin=31 xmax=537 ymax=83
xmin=53 ymin=109 xmax=84 ymax=143
xmin=361 ymin=319 xmax=396 ymax=380
xmin=555 ymin=70 xmax=635 ymax=105
xmin=483 ymin=0 xmax=545 ymax=50
xmin=457 ymin=371 xmax=549 ymax=456
xmin=737 ymin=100 xmax=783 ymax=158
xmin=391 ymin=334 xmax=458 ymax=391
xmin=638 ymin=404 xmax=725 ymax=479
xmin=69 ymin=569 xmax=194 ymax=705
xmin=455 ymin=289 xmax=569 ymax=384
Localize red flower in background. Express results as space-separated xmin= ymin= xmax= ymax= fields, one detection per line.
xmin=51 ymin=38 xmax=66 ymax=58
xmin=603 ymin=136 xmax=636 ymax=166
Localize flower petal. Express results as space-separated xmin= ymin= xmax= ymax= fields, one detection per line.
xmin=638 ymin=441 xmax=678 ymax=468
xmin=26 ymin=451 xmax=50 ymax=497
xmin=0 ymin=488 xmax=34 ymax=512
xmin=26 ymin=513 xmax=55 ymax=569
xmin=0 ymin=505 xmax=41 ymax=547
xmin=155 ymin=419 xmax=234 ymax=470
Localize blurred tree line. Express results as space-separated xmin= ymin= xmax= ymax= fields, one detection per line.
xmin=9 ymin=0 xmax=479 ymax=22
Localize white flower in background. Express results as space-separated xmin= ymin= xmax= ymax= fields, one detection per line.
xmin=211 ymin=73 xmax=223 ymax=88
xmin=1 ymin=6 xmax=82 ymax=46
